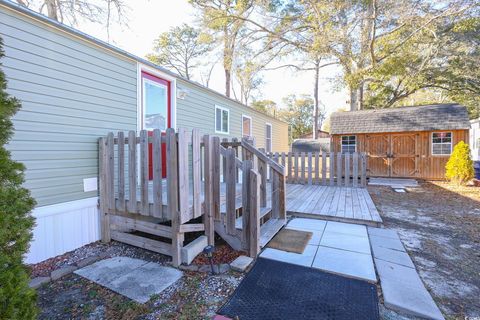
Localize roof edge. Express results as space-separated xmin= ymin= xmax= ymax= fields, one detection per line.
xmin=0 ymin=0 xmax=287 ymax=125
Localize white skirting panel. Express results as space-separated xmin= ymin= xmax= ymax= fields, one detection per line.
xmin=25 ymin=197 xmax=101 ymax=264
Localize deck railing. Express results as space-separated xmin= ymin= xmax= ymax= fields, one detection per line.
xmin=98 ymin=128 xmax=283 ymax=263
xmin=266 ymin=151 xmax=367 ymax=187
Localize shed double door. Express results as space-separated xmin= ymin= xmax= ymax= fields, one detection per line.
xmin=366 ymin=133 xmax=418 ymax=178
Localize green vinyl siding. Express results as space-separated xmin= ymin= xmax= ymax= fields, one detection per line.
xmin=176 ymin=79 xmax=289 ymax=152
xmin=1 ymin=5 xmax=137 ymax=207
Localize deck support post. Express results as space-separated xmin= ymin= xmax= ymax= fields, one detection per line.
xmin=248 ymin=168 xmax=260 ymax=257
xmin=167 ymin=128 xmax=182 ymax=266
xmin=203 ymin=135 xmax=215 ymax=246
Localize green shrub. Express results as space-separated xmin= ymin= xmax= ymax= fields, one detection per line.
xmin=445 ymin=141 xmax=474 ymax=184
xmin=0 ymin=36 xmax=37 ymax=319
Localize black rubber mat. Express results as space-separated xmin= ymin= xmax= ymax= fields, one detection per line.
xmin=218 ymin=258 xmax=379 ymax=320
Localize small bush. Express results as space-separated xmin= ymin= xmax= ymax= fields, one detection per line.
xmin=445 ymin=141 xmax=474 ymax=184
xmin=0 ymin=36 xmax=37 ymax=319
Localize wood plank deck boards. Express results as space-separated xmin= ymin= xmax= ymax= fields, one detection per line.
xmin=285 ymin=183 xmax=382 ymax=226
xmin=116 ymin=180 xmax=382 ymax=226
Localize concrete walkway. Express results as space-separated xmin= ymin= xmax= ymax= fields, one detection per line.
xmin=260 ymin=218 xmax=377 ymax=282
xmin=368 ymin=227 xmax=445 ymax=320
xmin=74 ymin=257 xmax=182 ymax=303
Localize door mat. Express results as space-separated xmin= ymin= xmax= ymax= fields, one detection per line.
xmin=266 ymin=228 xmax=312 ymax=253
xmin=218 ymin=258 xmax=379 ymax=320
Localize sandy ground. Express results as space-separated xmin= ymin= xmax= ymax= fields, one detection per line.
xmin=369 ymin=181 xmax=480 ymax=319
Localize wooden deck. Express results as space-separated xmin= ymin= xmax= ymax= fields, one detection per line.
xmin=123 ymin=181 xmax=382 ymax=227
xmin=285 ymin=184 xmax=383 ymax=227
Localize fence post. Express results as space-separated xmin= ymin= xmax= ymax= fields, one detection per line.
xmin=361 ymin=152 xmax=367 ymax=187
xmin=226 ymin=148 xmax=237 ymax=235
xmin=248 ymin=168 xmax=261 ymax=257
xmin=203 ymin=135 xmax=214 ymax=245
xmin=212 ymin=137 xmax=221 ymax=221
xmin=98 ymin=137 xmax=110 ymax=243
xmin=166 ymin=128 xmax=182 ymax=266
xmin=242 ymin=160 xmax=253 ymax=249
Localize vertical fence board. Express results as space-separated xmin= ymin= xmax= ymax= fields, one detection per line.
xmin=99 ymin=137 xmax=110 ymax=242
xmin=322 ymin=152 xmax=327 ymax=185
xmin=307 ymin=152 xmax=312 ymax=185
xmin=315 ymin=152 xmax=320 ymax=184
xmin=152 ymin=129 xmax=163 ymax=218
xmin=301 ymin=152 xmax=306 ymax=184
xmin=212 ymin=137 xmax=221 ymax=221
xmin=248 ymin=169 xmax=260 ymax=258
xmin=192 ymin=129 xmax=202 ymax=218
xmin=287 ymin=152 xmax=292 ymax=183
xmin=294 ymin=152 xmax=299 ymax=183
xmin=336 ymin=152 xmax=343 ymax=186
xmin=353 ymin=152 xmax=359 ymax=187
xmin=166 ymin=128 xmax=181 ymax=266
xmin=259 ymin=159 xmax=267 ymax=207
xmin=117 ymin=131 xmax=125 ymax=212
xmin=178 ymin=129 xmax=190 ymax=222
xmin=128 ymin=131 xmax=137 ymax=213
xmin=329 ymin=152 xmax=335 ymax=186
xmin=232 ymin=137 xmax=239 ymax=182
xmin=226 ymin=148 xmax=237 ymax=235
xmin=345 ymin=153 xmax=351 ymax=187
xmin=140 ymin=130 xmax=149 ymax=215
xmin=106 ymin=133 xmax=115 ymax=213
xmin=242 ymin=160 xmax=253 ymax=248
xmin=203 ymin=135 xmax=214 ymax=245
xmin=361 ymin=152 xmax=367 ymax=187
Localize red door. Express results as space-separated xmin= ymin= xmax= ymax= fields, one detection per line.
xmin=141 ymin=71 xmax=171 ymax=179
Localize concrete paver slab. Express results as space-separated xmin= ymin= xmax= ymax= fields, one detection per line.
xmin=367 ymin=227 xmax=400 ymax=240
xmin=260 ymin=244 xmax=318 ymax=267
xmin=377 ymin=260 xmax=444 ymax=320
xmin=371 ymin=245 xmax=415 ymax=269
xmin=369 ymin=234 xmax=406 ymax=252
xmin=313 ymin=246 xmax=376 ymax=283
xmin=286 ymin=218 xmax=327 ymax=232
xmin=320 ymin=231 xmax=371 ymax=254
xmin=324 ymin=221 xmax=368 ymax=237
xmin=75 ymin=257 xmax=182 ymax=304
xmin=108 ymin=262 xmax=182 ymax=303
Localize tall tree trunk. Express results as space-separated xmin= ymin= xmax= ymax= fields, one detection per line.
xmin=349 ymin=87 xmax=358 ymax=111
xmin=45 ymin=0 xmax=58 ymax=21
xmin=313 ymin=59 xmax=320 ymax=139
xmin=358 ymin=81 xmax=364 ymax=110
xmin=225 ymin=68 xmax=231 ymax=98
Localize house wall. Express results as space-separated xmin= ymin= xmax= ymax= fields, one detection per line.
xmin=176 ymin=79 xmax=289 ymax=152
xmin=331 ymin=130 xmax=469 ymax=180
xmin=1 ymin=2 xmax=289 ymax=263
xmin=470 ymin=120 xmax=480 ymax=161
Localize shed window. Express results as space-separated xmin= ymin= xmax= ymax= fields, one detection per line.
xmin=341 ymin=135 xmax=356 ymax=153
xmin=215 ymin=105 xmax=229 ymax=134
xmin=265 ymin=123 xmax=272 ymax=153
xmin=432 ymin=132 xmax=452 ymax=155
xmin=242 ymin=115 xmax=252 ymax=138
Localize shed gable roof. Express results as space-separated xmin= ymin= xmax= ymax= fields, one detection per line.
xmin=330 ymin=104 xmax=470 ymax=135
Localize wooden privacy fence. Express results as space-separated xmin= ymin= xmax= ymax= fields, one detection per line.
xmin=266 ymin=151 xmax=367 ymax=187
xmin=98 ymin=128 xmax=284 ymax=265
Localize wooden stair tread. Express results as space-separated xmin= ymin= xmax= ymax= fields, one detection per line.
xmin=260 ymin=219 xmax=285 ymax=247
xmin=234 ymin=207 xmax=272 ymax=229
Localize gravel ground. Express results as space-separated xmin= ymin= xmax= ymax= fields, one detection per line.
xmin=34 ymin=241 xmax=244 ymax=320
xmin=369 ymin=181 xmax=480 ymax=320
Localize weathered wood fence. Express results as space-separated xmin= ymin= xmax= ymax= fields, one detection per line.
xmin=266 ymin=151 xmax=367 ymax=187
xmin=98 ymin=129 xmax=285 ymax=265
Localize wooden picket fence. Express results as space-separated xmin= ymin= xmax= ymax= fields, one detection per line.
xmin=267 ymin=151 xmax=367 ymax=187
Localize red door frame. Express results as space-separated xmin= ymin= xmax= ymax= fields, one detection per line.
xmin=141 ymin=71 xmax=172 ymax=179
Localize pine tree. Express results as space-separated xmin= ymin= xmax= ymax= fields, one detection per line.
xmin=0 ymin=36 xmax=37 ymax=319
xmin=445 ymin=141 xmax=474 ymax=185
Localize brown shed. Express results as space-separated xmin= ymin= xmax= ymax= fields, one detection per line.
xmin=330 ymin=104 xmax=471 ymax=180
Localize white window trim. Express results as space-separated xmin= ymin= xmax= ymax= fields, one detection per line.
xmin=341 ymin=135 xmax=357 ymax=153
xmin=137 ymin=63 xmax=177 ymax=132
xmin=431 ymin=131 xmax=453 ymax=156
xmin=242 ymin=114 xmax=253 ymax=138
xmin=215 ymin=105 xmax=230 ymax=135
xmin=265 ymin=122 xmax=272 ymax=152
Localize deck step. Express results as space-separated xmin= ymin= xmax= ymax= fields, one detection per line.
xmin=259 ymin=219 xmax=285 ymax=247
xmin=234 ymin=207 xmax=272 ymax=229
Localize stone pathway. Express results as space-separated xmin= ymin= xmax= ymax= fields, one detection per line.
xmin=260 ymin=218 xmax=377 ymax=282
xmin=368 ymin=227 xmax=444 ymax=320
xmin=74 ymin=256 xmax=182 ymax=303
